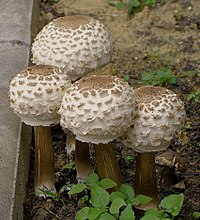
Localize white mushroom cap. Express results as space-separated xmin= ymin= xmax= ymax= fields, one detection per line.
xmin=31 ymin=15 xmax=112 ymax=81
xmin=59 ymin=75 xmax=136 ymax=144
xmin=121 ymin=86 xmax=186 ymax=153
xmin=9 ymin=65 xmax=72 ymax=126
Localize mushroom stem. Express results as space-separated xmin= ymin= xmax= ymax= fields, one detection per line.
xmin=75 ymin=140 xmax=93 ymax=182
xmin=66 ymin=130 xmax=76 ymax=155
xmin=93 ymin=142 xmax=122 ymax=190
xmin=65 ymin=132 xmax=75 ymax=165
xmin=134 ymin=152 xmax=159 ymax=209
xmin=34 ymin=126 xmax=56 ymax=197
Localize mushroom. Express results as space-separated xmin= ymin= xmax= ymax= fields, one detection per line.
xmin=9 ymin=65 xmax=71 ymax=196
xmin=31 ymin=15 xmax=112 ymax=82
xmin=155 ymin=150 xmax=187 ymax=189
xmin=155 ymin=149 xmax=187 ymax=172
xmin=121 ymin=85 xmax=186 ymax=209
xmin=59 ymin=75 xmax=136 ymax=188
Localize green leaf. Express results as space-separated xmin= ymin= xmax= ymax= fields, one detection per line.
xmin=140 ymin=214 xmax=163 ymax=220
xmin=76 ymin=207 xmax=89 ymax=220
xmin=187 ymin=93 xmax=195 ymax=101
xmin=143 ymin=0 xmax=156 ymax=6
xmin=115 ymin=2 xmax=124 ymax=9
xmin=129 ymin=0 xmax=141 ymax=7
xmin=78 ymin=195 xmax=89 ymax=206
xmin=88 ymin=207 xmax=106 ymax=220
xmin=86 ymin=173 xmax=99 ymax=186
xmin=119 ymin=204 xmax=135 ymax=220
xmin=68 ymin=183 xmax=87 ymax=195
xmin=187 ymin=90 xmax=200 ymax=102
xmin=119 ymin=184 xmax=135 ymax=204
xmin=109 ymin=198 xmax=127 ymax=214
xmin=90 ymin=185 xmax=110 ymax=209
xmin=141 ymin=69 xmax=176 ymax=86
xmin=151 ymin=80 xmax=159 ymax=86
xmin=62 ymin=162 xmax=75 ymax=170
xmin=169 ymin=77 xmax=177 ymax=85
xmin=133 ymin=194 xmax=152 ymax=205
xmin=124 ymin=75 xmax=129 ymax=82
xmin=100 ymin=178 xmax=117 ymax=190
xmin=141 ymin=208 xmax=168 ymax=220
xmin=193 ymin=211 xmax=200 ymax=219
xmin=157 ymin=70 xmax=166 ymax=78
xmin=110 ymin=192 xmax=125 ymax=202
xmin=159 ymin=193 xmax=184 ymax=217
xmin=141 ymin=72 xmax=152 ymax=81
xmin=38 ymin=189 xmax=58 ymax=198
xmin=97 ymin=213 xmax=116 ymax=220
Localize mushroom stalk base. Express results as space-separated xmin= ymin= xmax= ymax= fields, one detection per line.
xmin=75 ymin=141 xmax=93 ymax=182
xmin=135 ymin=152 xmax=159 ymax=210
xmin=34 ymin=126 xmax=56 ymax=197
xmin=93 ymin=142 xmax=122 ymax=191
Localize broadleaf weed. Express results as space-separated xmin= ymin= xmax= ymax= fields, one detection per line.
xmin=141 ymin=69 xmax=177 ymax=86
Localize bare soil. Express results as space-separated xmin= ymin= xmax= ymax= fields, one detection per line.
xmin=24 ymin=0 xmax=200 ymax=219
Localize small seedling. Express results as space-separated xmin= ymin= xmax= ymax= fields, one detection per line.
xmin=187 ymin=90 xmax=200 ymax=103
xmin=68 ymin=172 xmax=151 ymax=220
xmin=141 ymin=69 xmax=177 ymax=86
xmin=124 ymin=75 xmax=129 ymax=82
xmin=125 ymin=155 xmax=134 ymax=163
xmin=185 ymin=121 xmax=192 ymax=129
xmin=39 ymin=188 xmax=66 ymax=205
xmin=108 ymin=0 xmax=156 ymax=17
xmin=140 ymin=193 xmax=184 ymax=220
xmin=63 ymin=161 xmax=76 ymax=171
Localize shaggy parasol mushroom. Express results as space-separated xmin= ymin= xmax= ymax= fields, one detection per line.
xmin=121 ymin=85 xmax=186 ymax=209
xmin=31 ymin=15 xmax=112 ymax=82
xmin=9 ymin=65 xmax=71 ymax=196
xmin=59 ymin=75 xmax=136 ymax=188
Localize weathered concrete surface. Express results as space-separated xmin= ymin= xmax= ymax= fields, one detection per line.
xmin=0 ymin=0 xmax=39 ymax=219
xmin=0 ymin=43 xmax=29 ymax=88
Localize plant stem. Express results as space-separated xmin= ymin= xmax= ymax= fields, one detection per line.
xmin=134 ymin=152 xmax=159 ymax=209
xmin=75 ymin=140 xmax=93 ymax=182
xmin=93 ymin=142 xmax=122 ymax=190
xmin=34 ymin=126 xmax=56 ymax=197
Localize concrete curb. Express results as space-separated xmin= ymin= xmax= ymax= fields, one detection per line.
xmin=0 ymin=0 xmax=39 ymax=219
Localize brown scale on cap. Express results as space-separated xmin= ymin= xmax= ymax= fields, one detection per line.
xmin=53 ymin=15 xmax=91 ymax=29
xmin=135 ymin=86 xmax=167 ymax=104
xmin=76 ymin=75 xmax=114 ymax=91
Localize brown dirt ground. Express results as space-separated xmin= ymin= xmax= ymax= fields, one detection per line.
xmin=24 ymin=0 xmax=200 ymax=219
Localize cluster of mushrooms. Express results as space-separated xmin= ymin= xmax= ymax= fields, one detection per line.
xmin=8 ymin=15 xmax=186 ymax=210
